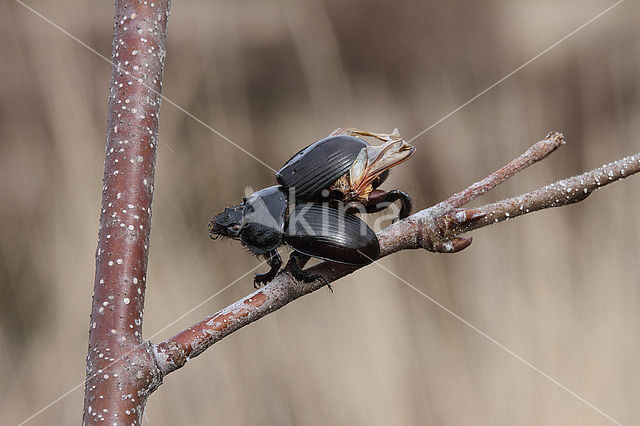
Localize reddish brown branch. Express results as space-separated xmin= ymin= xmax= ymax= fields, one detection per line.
xmin=83 ymin=1 xmax=170 ymax=424
xmin=446 ymin=152 xmax=640 ymax=235
xmin=153 ymin=133 xmax=640 ymax=376
xmin=432 ymin=131 xmax=566 ymax=214
xmin=80 ymin=0 xmax=640 ymax=418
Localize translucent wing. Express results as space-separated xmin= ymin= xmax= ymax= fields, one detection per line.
xmin=349 ymin=138 xmax=415 ymax=196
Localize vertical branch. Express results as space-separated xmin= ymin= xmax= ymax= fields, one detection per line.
xmin=83 ymin=1 xmax=170 ymax=424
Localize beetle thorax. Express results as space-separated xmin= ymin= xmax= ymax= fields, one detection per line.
xmin=239 ymin=185 xmax=288 ymax=254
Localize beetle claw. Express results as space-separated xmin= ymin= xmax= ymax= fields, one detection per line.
xmin=313 ymin=275 xmax=333 ymax=293
xmin=252 ymin=250 xmax=283 ymax=288
xmin=253 ymin=274 xmax=271 ymax=288
xmin=285 ymin=253 xmax=333 ymax=292
xmin=289 ymin=269 xmax=333 ymax=292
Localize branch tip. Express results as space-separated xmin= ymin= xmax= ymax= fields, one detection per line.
xmin=545 ymin=131 xmax=565 ymax=146
xmin=439 ymin=131 xmax=566 ymax=210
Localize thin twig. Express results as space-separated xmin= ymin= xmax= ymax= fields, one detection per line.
xmin=432 ymin=131 xmax=565 ymax=214
xmin=153 ymin=133 xmax=640 ymax=375
xmin=447 ymin=153 xmax=640 ymax=235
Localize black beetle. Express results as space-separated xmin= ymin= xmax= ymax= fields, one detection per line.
xmin=209 ymin=128 xmax=415 ymax=289
xmin=277 ymin=127 xmax=415 ymax=218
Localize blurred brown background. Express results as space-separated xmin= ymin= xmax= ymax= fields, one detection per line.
xmin=1 ymin=0 xmax=639 ymax=424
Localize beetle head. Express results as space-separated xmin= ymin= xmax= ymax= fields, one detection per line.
xmin=209 ymin=205 xmax=243 ymax=240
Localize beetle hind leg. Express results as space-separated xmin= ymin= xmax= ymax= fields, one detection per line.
xmin=285 ymin=251 xmax=333 ymax=293
xmin=253 ymin=251 xmax=282 ymax=288
xmin=387 ymin=190 xmax=412 ymax=220
xmin=359 ymin=189 xmax=412 ymax=221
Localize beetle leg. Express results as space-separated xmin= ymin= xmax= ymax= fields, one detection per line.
xmin=253 ymin=250 xmax=282 ymax=288
xmin=288 ymin=250 xmax=311 ymax=269
xmin=359 ymin=189 xmax=413 ymax=221
xmin=370 ymin=169 xmax=390 ymax=190
xmin=329 ymin=127 xmax=402 ymax=143
xmin=285 ymin=251 xmax=333 ymax=292
xmin=387 ymin=190 xmax=412 ymax=220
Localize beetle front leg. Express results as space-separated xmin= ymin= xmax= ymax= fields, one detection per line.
xmin=253 ymin=250 xmax=282 ymax=288
xmin=285 ymin=251 xmax=332 ymax=292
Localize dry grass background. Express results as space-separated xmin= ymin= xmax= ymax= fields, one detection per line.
xmin=1 ymin=0 xmax=639 ymax=424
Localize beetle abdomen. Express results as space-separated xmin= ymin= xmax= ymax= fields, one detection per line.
xmin=284 ymin=203 xmax=380 ymax=265
xmin=276 ymin=135 xmax=368 ymax=200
